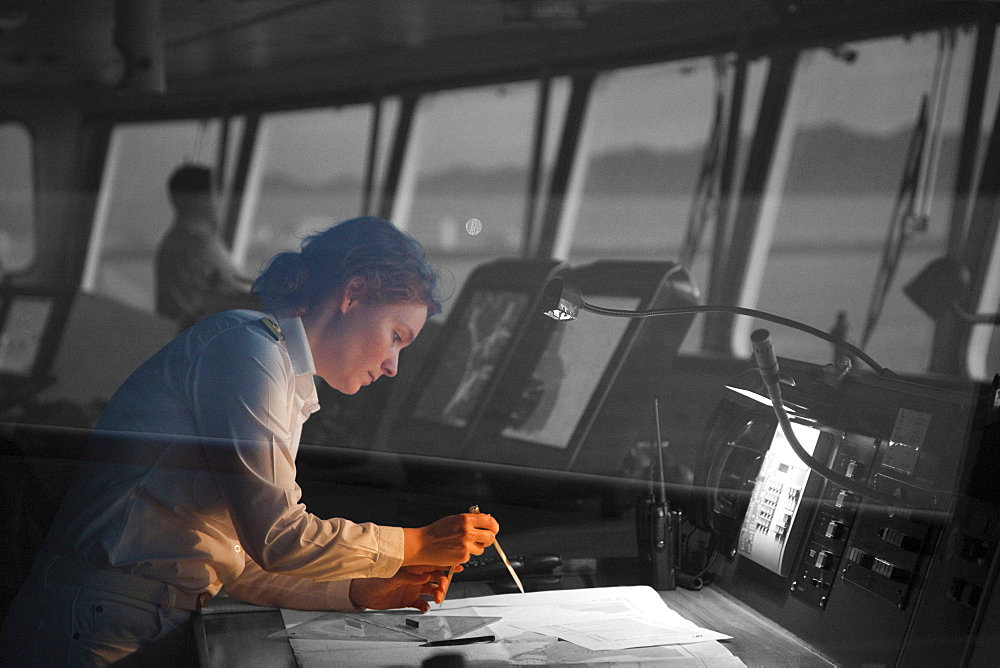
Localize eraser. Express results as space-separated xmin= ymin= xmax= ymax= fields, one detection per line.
xmin=345 ymin=618 xmax=365 ymax=636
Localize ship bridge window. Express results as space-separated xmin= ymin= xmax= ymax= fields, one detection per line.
xmin=0 ymin=122 xmax=35 ymax=275
xmin=739 ymin=32 xmax=976 ymax=377
xmin=239 ymin=104 xmax=389 ymax=280
xmin=84 ymin=119 xmax=244 ymax=314
xmin=563 ymin=57 xmax=766 ymax=354
xmin=399 ymin=80 xmax=568 ymax=315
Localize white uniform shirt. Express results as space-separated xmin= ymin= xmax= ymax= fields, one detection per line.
xmin=39 ymin=309 xmax=404 ymax=610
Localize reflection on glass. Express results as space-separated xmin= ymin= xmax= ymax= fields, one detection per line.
xmin=0 ymin=123 xmax=34 ymax=275
xmin=88 ymin=120 xmax=233 ymax=311
xmin=0 ymin=295 xmax=52 ymax=376
xmin=502 ymin=295 xmax=639 ymax=449
xmin=413 ymin=289 xmax=529 ymax=428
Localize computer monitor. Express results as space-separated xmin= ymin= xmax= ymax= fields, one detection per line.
xmin=736 ymin=420 xmax=822 ymax=576
xmin=0 ymin=285 xmax=75 ymax=409
xmin=464 ymin=260 xmax=699 ymax=477
xmin=388 ymin=258 xmax=564 ymax=458
xmin=0 ymin=285 xmax=73 ymax=382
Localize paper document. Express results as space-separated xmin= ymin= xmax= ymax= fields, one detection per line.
xmin=441 ymin=585 xmax=730 ymax=651
xmin=281 ymin=586 xmax=743 ymax=666
xmin=530 ymin=616 xmax=728 ymax=651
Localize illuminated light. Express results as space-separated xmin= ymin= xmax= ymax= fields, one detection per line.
xmin=725 ymin=386 xmax=797 ymax=413
xmin=465 ymin=218 xmax=482 ymax=235
xmin=540 ymin=277 xmax=581 ymax=320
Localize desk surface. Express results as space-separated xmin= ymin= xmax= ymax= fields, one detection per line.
xmin=193 ymin=582 xmax=834 ymax=667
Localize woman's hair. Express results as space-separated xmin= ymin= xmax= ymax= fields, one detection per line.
xmin=251 ymin=216 xmax=441 ymax=316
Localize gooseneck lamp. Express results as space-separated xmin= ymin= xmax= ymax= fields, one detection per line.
xmin=541 ymin=276 xmax=889 ymax=376
xmin=541 ymin=276 xmax=915 ymax=508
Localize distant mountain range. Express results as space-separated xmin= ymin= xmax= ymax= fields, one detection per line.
xmin=263 ymin=124 xmax=965 ymax=196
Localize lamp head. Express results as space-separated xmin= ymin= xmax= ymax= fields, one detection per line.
xmin=541 ymin=277 xmax=582 ymax=321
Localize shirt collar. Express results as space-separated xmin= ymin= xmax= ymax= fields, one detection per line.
xmin=274 ymin=315 xmax=315 ymax=377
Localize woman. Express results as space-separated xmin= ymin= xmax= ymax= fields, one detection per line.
xmin=0 ymin=216 xmax=499 ymax=666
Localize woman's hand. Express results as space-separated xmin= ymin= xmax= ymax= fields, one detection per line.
xmin=348 ymin=565 xmax=460 ymax=611
xmin=401 ymin=512 xmax=500 ymax=568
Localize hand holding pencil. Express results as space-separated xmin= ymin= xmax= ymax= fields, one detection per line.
xmin=444 ymin=505 xmax=524 ymax=600
xmin=401 ymin=508 xmax=499 ymax=567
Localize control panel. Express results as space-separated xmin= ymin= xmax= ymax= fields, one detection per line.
xmin=790 ymin=431 xmax=877 ymax=610
xmin=706 ymin=358 xmax=997 ymax=667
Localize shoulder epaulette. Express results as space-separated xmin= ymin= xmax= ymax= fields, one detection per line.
xmin=257 ymin=317 xmax=284 ymax=342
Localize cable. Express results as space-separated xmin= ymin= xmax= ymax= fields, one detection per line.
xmin=751 ymin=329 xmax=920 ymax=508
xmin=548 ymin=279 xmax=916 ymax=506
xmin=578 ymin=300 xmax=890 ymax=377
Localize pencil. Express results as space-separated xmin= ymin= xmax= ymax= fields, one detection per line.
xmin=441 ymin=505 xmax=525 ymax=602
xmin=470 ymin=505 xmax=525 ymax=595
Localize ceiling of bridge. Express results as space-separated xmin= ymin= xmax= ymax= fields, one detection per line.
xmin=0 ymin=0 xmax=988 ymax=109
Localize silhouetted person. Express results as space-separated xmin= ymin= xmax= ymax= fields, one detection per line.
xmin=155 ymin=164 xmax=258 ymax=329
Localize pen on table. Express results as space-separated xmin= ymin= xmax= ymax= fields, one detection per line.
xmin=420 ymin=634 xmax=495 ymax=648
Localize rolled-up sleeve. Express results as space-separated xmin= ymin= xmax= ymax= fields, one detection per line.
xmin=189 ymin=323 xmax=404 ymax=582
xmin=223 ymin=556 xmax=364 ymax=611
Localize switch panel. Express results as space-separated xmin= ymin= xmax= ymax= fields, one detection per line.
xmin=790 ymin=432 xmax=874 ymax=610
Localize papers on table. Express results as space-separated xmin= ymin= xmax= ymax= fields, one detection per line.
xmin=438 ymin=585 xmax=730 ymax=651
xmin=527 ymin=616 xmax=727 ymax=651
xmin=280 ymin=586 xmax=744 ymax=666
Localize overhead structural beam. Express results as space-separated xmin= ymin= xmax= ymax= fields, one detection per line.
xmin=113 ymin=0 xmax=991 ymax=117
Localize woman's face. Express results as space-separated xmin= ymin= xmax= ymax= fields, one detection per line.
xmin=303 ymin=282 xmax=428 ymax=394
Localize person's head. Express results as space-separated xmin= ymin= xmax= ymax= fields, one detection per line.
xmin=252 ymin=216 xmax=441 ymax=393
xmin=167 ymin=164 xmax=215 ymax=216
